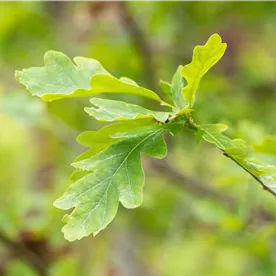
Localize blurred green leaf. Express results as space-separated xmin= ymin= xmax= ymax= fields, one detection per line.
xmin=49 ymin=256 xmax=80 ymax=276
xmin=4 ymin=260 xmax=39 ymax=276
xmin=84 ymin=98 xmax=170 ymax=122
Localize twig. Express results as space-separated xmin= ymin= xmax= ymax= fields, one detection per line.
xmin=223 ymin=151 xmax=276 ymax=197
xmin=184 ymin=115 xmax=276 ymax=198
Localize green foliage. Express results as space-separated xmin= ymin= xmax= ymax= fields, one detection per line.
xmin=15 ymin=33 xmax=276 ymax=242
xmin=54 ymin=119 xmax=184 ymax=241
xmin=160 ymin=65 xmax=187 ymax=110
xmin=84 ymin=98 xmax=170 ymax=122
xmin=4 ymin=260 xmax=39 ymax=276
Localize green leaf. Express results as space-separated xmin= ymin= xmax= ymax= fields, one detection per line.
xmin=159 ymin=80 xmax=172 ymax=99
xmin=15 ymin=51 xmax=162 ymax=102
xmin=54 ymin=119 xmax=185 ymax=241
xmin=84 ymin=98 xmax=170 ymax=122
xmin=254 ymin=136 xmax=276 ymax=155
xmin=198 ymin=124 xmax=276 ymax=195
xmin=181 ymin=33 xmax=227 ymax=108
xmin=89 ymin=74 xmax=162 ymax=102
xmin=171 ymin=65 xmax=187 ymax=109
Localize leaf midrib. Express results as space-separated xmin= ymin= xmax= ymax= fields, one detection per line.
xmin=80 ymin=129 xmax=162 ymax=233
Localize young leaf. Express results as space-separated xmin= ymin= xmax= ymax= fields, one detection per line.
xmin=160 ymin=66 xmax=187 ymax=109
xmin=15 ymin=51 xmax=161 ymax=102
xmin=171 ymin=65 xmax=187 ymax=109
xmin=84 ymin=98 xmax=170 ymax=122
xmin=54 ymin=119 xmax=185 ymax=241
xmin=89 ymin=74 xmax=162 ymax=102
xmin=181 ymin=34 xmax=227 ymax=108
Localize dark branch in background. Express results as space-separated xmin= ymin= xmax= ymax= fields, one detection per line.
xmin=147 ymin=158 xmax=276 ymax=223
xmin=149 ymin=159 xmax=235 ymax=208
xmin=118 ymin=2 xmax=159 ymax=92
xmin=0 ymin=232 xmax=46 ymax=276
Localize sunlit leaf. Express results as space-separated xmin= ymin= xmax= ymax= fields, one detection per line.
xmin=181 ymin=34 xmax=227 ymax=107
xmin=74 ymin=119 xmax=158 ymax=161
xmin=15 ymin=51 xmax=162 ymax=102
xmin=254 ymin=136 xmax=276 ymax=155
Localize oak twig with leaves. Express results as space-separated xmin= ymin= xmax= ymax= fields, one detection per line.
xmin=16 ymin=34 xmax=276 ymax=242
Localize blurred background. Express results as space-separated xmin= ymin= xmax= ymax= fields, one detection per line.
xmin=1 ymin=1 xmax=276 ymax=275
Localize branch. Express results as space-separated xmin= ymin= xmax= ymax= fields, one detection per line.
xmin=223 ymin=151 xmax=276 ymax=197
xmin=184 ymin=115 xmax=276 ymax=198
xmin=147 ymin=158 xmax=276 ymax=223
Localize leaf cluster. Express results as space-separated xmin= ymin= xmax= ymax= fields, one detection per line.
xmin=16 ymin=34 xmax=276 ymax=241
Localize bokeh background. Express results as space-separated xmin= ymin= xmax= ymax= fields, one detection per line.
xmin=1 ymin=1 xmax=276 ymax=275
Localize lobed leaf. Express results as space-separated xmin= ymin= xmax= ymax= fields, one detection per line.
xmin=15 ymin=51 xmax=162 ymax=102
xmin=181 ymin=34 xmax=227 ymax=108
xmin=84 ymin=98 xmax=170 ymax=122
xmin=54 ymin=119 xmax=185 ymax=241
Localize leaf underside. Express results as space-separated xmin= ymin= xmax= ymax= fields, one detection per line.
xmin=54 ymin=120 xmax=184 ymax=241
